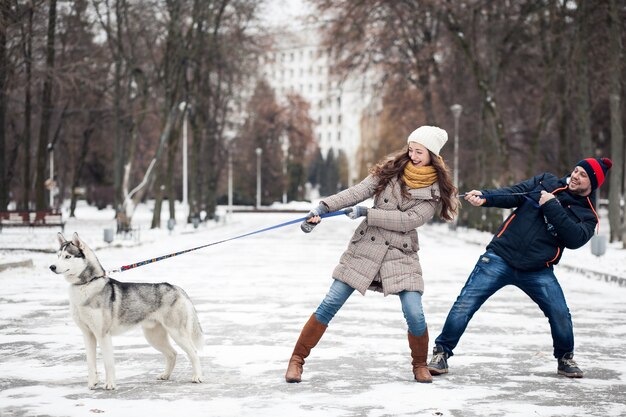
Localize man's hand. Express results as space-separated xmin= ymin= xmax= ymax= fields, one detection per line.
xmin=464 ymin=190 xmax=485 ymax=207
xmin=539 ymin=190 xmax=555 ymax=206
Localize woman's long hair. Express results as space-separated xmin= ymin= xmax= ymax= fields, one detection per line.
xmin=370 ymin=148 xmax=459 ymax=222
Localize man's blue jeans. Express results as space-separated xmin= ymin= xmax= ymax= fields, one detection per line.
xmin=314 ymin=279 xmax=427 ymax=336
xmin=434 ymin=251 xmax=574 ymax=359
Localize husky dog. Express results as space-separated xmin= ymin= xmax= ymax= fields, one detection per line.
xmin=50 ymin=232 xmax=204 ymax=390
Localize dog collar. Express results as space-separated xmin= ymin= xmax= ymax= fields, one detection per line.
xmin=73 ymin=275 xmax=106 ymax=286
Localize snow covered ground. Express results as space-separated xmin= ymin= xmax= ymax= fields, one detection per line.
xmin=1 ymin=201 xmax=625 ymax=417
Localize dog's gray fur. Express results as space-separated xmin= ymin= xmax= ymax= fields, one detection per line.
xmin=50 ymin=232 xmax=203 ymax=390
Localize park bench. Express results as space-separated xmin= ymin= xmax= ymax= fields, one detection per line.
xmin=0 ymin=210 xmax=65 ymax=231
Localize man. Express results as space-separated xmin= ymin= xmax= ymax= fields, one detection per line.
xmin=428 ymin=157 xmax=612 ymax=378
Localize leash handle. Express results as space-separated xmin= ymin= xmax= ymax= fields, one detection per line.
xmin=112 ymin=209 xmax=351 ymax=273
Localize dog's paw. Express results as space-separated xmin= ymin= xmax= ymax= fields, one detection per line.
xmin=191 ymin=374 xmax=203 ymax=383
xmin=88 ymin=378 xmax=99 ymax=390
xmin=104 ymin=381 xmax=117 ymax=390
xmin=157 ymin=372 xmax=171 ymax=381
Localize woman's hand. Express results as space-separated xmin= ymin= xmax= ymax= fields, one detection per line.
xmin=345 ymin=205 xmax=368 ymax=219
xmin=301 ymin=204 xmax=329 ymax=233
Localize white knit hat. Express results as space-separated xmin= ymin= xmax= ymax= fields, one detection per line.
xmin=406 ymin=126 xmax=448 ymax=156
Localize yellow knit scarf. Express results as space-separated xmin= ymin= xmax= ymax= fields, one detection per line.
xmin=403 ymin=163 xmax=437 ymax=189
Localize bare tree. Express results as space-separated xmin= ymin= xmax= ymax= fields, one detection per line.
xmin=283 ymin=93 xmax=317 ymax=201
xmin=185 ymin=0 xmax=261 ymax=220
xmin=0 ymin=0 xmax=9 ymax=210
xmin=150 ymin=0 xmax=187 ymax=228
xmin=19 ymin=0 xmax=35 ymax=210
xmin=234 ymin=80 xmax=285 ymax=204
xmin=442 ymin=1 xmax=548 ymax=186
xmin=312 ymin=0 xmax=443 ymax=125
xmin=34 ymin=0 xmax=57 ymax=210
xmin=607 ymin=0 xmax=624 ymax=245
xmin=572 ymin=0 xmax=593 ymax=160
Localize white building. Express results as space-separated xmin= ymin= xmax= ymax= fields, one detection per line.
xmin=260 ymin=26 xmax=368 ymax=185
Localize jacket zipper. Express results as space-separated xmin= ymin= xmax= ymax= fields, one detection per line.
xmin=496 ymin=214 xmax=516 ymax=238
xmin=546 ymin=247 xmax=561 ymax=267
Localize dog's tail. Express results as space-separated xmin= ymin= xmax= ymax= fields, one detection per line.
xmin=187 ymin=302 xmax=204 ymax=352
xmin=191 ymin=311 xmax=204 ymax=352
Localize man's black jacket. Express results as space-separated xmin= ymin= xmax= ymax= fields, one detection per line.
xmin=480 ymin=173 xmax=598 ymax=271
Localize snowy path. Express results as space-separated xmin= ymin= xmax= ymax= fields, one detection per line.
xmin=1 ymin=211 xmax=625 ymax=417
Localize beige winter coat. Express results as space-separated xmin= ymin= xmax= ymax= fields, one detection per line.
xmin=322 ymin=174 xmax=440 ymax=296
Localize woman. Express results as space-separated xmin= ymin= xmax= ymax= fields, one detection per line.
xmin=285 ymin=125 xmax=458 ymax=384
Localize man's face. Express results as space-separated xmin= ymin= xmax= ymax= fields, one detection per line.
xmin=569 ymin=166 xmax=592 ymax=196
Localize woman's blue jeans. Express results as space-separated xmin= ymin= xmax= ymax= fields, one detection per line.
xmin=434 ymin=251 xmax=574 ymax=359
xmin=314 ymin=279 xmax=427 ymax=336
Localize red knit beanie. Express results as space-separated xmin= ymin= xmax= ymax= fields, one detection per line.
xmin=576 ymin=158 xmax=613 ymax=191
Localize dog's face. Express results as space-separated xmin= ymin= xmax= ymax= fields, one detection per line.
xmin=50 ymin=233 xmax=91 ymax=284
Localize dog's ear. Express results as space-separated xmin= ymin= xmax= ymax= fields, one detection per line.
xmin=57 ymin=232 xmax=66 ymax=246
xmin=72 ymin=232 xmax=83 ymax=249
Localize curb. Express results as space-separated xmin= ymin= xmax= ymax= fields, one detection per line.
xmin=0 ymin=259 xmax=34 ymax=272
xmin=559 ymin=264 xmax=626 ymax=287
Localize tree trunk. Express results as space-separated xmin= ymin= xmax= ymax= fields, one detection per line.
xmin=0 ymin=0 xmax=10 ymax=210
xmin=113 ymin=0 xmax=125 ymax=210
xmin=189 ymin=117 xmax=202 ymax=219
xmin=572 ymin=1 xmax=593 ymax=159
xmin=443 ymin=8 xmax=510 ymax=186
xmin=150 ymin=165 xmax=164 ymax=229
xmin=20 ymin=2 xmax=34 ymax=210
xmin=70 ymin=123 xmax=94 ymax=217
xmin=607 ymin=0 xmax=624 ymax=245
xmin=166 ymin=129 xmax=179 ymax=222
xmin=35 ymin=0 xmax=57 ymax=211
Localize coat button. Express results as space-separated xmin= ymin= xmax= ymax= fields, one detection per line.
xmin=403 ymin=243 xmax=408 ymax=248
xmin=385 ymin=241 xmax=389 ymax=245
xmin=384 ymin=198 xmax=389 ymax=203
xmin=371 ymin=236 xmax=375 ymax=241
xmin=397 ymin=204 xmax=401 ymax=209
xmin=360 ymin=230 xmax=364 ymax=235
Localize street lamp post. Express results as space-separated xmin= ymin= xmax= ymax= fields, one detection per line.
xmin=178 ymin=102 xmax=189 ymax=223
xmin=281 ymin=137 xmax=289 ymax=204
xmin=255 ymin=147 xmax=263 ymax=209
xmin=228 ymin=149 xmax=233 ymax=217
xmin=450 ymin=104 xmax=463 ymax=228
xmin=47 ymin=143 xmax=54 ymax=209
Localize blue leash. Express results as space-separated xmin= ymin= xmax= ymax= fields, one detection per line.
xmin=111 ymin=209 xmax=351 ymax=273
xmin=457 ymin=191 xmax=542 ymax=208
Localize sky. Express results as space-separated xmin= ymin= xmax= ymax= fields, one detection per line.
xmin=259 ymin=0 xmax=313 ymax=28
xmin=1 ymin=201 xmax=625 ymax=417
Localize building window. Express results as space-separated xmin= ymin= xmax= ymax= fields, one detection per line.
xmin=338 ymin=114 xmax=342 ymax=124
xmin=337 ymin=131 xmax=341 ymax=141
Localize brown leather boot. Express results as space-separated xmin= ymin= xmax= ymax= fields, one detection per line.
xmin=285 ymin=314 xmax=328 ymax=383
xmin=408 ymin=328 xmax=433 ymax=383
